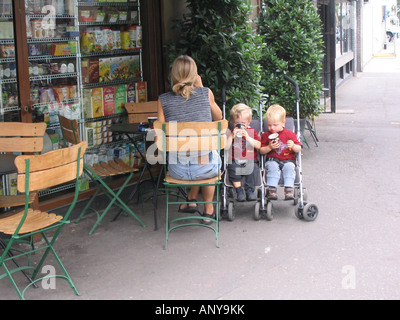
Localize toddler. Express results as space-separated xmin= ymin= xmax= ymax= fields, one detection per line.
xmin=260 ymin=104 xmax=301 ymax=200
xmin=227 ymin=103 xmax=261 ymax=202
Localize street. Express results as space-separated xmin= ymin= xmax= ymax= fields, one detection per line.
xmin=1 ymin=48 xmax=400 ymax=301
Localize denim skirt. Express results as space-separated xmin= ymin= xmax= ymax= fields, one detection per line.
xmin=168 ymin=150 xmax=221 ymax=181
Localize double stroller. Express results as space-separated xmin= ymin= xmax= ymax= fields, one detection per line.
xmin=220 ymin=75 xmax=318 ymax=222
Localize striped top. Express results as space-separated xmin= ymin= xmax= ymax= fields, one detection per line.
xmin=159 ymin=87 xmax=212 ymax=122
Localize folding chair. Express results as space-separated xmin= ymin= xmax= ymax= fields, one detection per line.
xmin=0 ymin=122 xmax=46 ymax=286
xmin=154 ymin=120 xmax=228 ymax=249
xmin=58 ymin=115 xmax=145 ymax=234
xmin=0 ymin=141 xmax=87 ymax=300
xmin=0 ymin=122 xmax=47 ymax=205
xmin=124 ymin=101 xmax=158 ymax=124
xmin=0 ymin=122 xmax=46 ymax=154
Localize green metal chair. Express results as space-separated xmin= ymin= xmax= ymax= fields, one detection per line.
xmin=58 ymin=115 xmax=145 ymax=234
xmin=0 ymin=141 xmax=87 ymax=299
xmin=0 ymin=121 xmax=47 ymax=287
xmin=154 ymin=120 xmax=228 ymax=249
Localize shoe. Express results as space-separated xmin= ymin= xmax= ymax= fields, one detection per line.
xmin=201 ymin=212 xmax=216 ymax=225
xmin=246 ymin=188 xmax=257 ymax=201
xmin=267 ymin=186 xmax=278 ymax=200
xmin=284 ymin=187 xmax=294 ymax=200
xmin=178 ymin=199 xmax=198 ymax=213
xmin=236 ymin=187 xmax=246 ymax=202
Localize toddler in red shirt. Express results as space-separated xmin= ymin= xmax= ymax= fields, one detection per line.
xmin=260 ymin=104 xmax=301 ymax=200
xmin=227 ymin=103 xmax=261 ymax=202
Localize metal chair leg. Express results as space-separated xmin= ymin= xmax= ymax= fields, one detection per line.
xmin=0 ymin=237 xmax=38 ymax=288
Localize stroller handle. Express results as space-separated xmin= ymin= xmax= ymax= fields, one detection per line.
xmin=284 ymin=75 xmax=299 ymax=100
xmin=222 ymin=79 xmax=234 ymax=104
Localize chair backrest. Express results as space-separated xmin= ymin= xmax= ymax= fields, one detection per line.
xmin=154 ymin=120 xmax=228 ymax=152
xmin=124 ymin=101 xmax=158 ymax=123
xmin=58 ymin=115 xmax=81 ymax=145
xmin=15 ymin=141 xmax=87 ymax=193
xmin=0 ymin=122 xmax=46 ymax=153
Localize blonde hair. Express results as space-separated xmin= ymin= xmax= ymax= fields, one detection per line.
xmin=266 ymin=104 xmax=286 ymax=122
xmin=170 ymin=55 xmax=197 ymax=99
xmin=230 ymin=103 xmax=252 ymax=122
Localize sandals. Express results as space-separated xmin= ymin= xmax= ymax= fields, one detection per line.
xmin=179 ymin=200 xmax=215 ymax=225
xmin=267 ymin=186 xmax=278 ymax=200
xmin=178 ymin=199 xmax=198 ymax=214
xmin=284 ymin=187 xmax=294 ymax=200
xmin=201 ymin=212 xmax=216 ymax=225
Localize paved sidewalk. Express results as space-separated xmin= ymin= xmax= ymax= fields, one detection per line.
xmin=1 ymin=51 xmax=400 ymax=301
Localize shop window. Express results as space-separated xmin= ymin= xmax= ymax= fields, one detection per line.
xmin=346 ymin=60 xmax=352 ymax=74
xmin=336 ymin=0 xmax=354 ymax=57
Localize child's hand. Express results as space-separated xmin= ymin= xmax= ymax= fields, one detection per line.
xmin=287 ymin=140 xmax=294 ymax=149
xmin=241 ymin=129 xmax=249 ymax=139
xmin=269 ymin=139 xmax=280 ymax=149
xmin=233 ymin=128 xmax=246 ymax=139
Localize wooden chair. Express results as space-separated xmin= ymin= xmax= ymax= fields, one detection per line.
xmin=0 ymin=122 xmax=46 ymax=154
xmin=124 ymin=101 xmax=161 ymax=229
xmin=0 ymin=141 xmax=87 ymax=299
xmin=58 ymin=115 xmax=145 ymax=235
xmin=0 ymin=122 xmax=46 ymax=286
xmin=0 ymin=122 xmax=47 ymax=205
xmin=154 ymin=120 xmax=228 ymax=248
xmin=124 ymin=101 xmax=158 ymax=124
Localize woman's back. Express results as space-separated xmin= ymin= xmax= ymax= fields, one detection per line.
xmin=159 ymin=87 xmax=212 ymax=123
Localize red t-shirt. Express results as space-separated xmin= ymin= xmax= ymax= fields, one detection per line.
xmin=261 ymin=128 xmax=301 ymax=161
xmin=231 ymin=127 xmax=261 ymax=160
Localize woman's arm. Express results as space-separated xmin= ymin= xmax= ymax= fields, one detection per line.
xmin=157 ymin=99 xmax=165 ymax=122
xmin=209 ymin=89 xmax=222 ymax=121
xmin=194 ymin=74 xmax=222 ymax=121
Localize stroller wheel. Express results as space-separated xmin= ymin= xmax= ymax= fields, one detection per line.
xmin=302 ymin=202 xmax=318 ymax=221
xmin=294 ymin=203 xmax=303 ymax=220
xmin=220 ymin=207 xmax=228 ymax=220
xmin=227 ymin=201 xmax=235 ymax=221
xmin=265 ymin=201 xmax=273 ymax=221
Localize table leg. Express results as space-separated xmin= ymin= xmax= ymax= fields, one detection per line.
xmin=112 ymin=134 xmax=158 ymax=229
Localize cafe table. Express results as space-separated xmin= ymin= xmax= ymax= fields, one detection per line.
xmin=109 ymin=123 xmax=160 ymax=230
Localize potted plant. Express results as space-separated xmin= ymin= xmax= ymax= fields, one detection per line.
xmin=165 ymin=0 xmax=264 ymax=117
xmin=257 ymin=0 xmax=324 ymax=120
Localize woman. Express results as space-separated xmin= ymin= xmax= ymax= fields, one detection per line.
xmin=157 ymin=55 xmax=223 ymax=224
